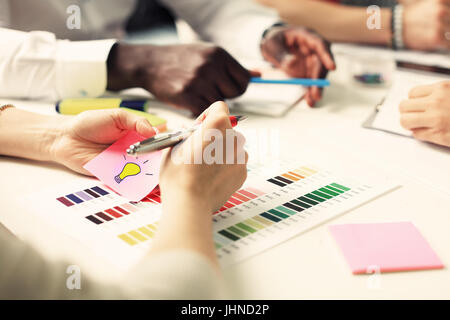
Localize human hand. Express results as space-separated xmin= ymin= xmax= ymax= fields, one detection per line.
xmin=403 ymin=0 xmax=450 ymax=51
xmin=260 ymin=26 xmax=336 ymax=107
xmin=51 ymin=109 xmax=156 ymax=175
xmin=399 ymin=81 xmax=450 ymax=147
xmin=159 ymin=101 xmax=248 ymax=213
xmin=107 ymin=43 xmax=259 ymax=117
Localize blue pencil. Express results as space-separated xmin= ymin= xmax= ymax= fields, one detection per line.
xmin=250 ymin=77 xmax=330 ymax=87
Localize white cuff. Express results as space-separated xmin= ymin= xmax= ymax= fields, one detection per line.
xmin=56 ymin=38 xmax=116 ymax=98
xmin=124 ymin=250 xmax=226 ymax=299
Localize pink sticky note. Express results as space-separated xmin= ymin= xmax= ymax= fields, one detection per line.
xmin=329 ymin=222 xmax=444 ymax=274
xmin=84 ymin=131 xmax=162 ymax=201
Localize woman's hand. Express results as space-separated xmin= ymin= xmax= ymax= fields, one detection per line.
xmin=400 ymin=81 xmax=450 ymax=147
xmin=403 ymin=0 xmax=450 ymax=51
xmin=153 ymin=101 xmax=248 ymax=267
xmin=51 ymin=109 xmax=156 ymax=175
xmin=159 ymin=101 xmax=248 ymax=213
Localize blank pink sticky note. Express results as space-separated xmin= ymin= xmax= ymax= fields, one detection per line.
xmin=329 ymin=222 xmax=444 ymax=274
xmin=84 ymin=131 xmax=162 ymax=202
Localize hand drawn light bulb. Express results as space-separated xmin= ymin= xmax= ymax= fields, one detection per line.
xmin=114 ymin=162 xmax=141 ymax=184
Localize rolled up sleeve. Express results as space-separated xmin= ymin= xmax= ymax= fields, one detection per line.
xmin=0 ymin=224 xmax=224 ymax=299
xmin=0 ymin=28 xmax=115 ymax=100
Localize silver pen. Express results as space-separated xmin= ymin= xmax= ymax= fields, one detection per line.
xmin=126 ymin=115 xmax=247 ymax=155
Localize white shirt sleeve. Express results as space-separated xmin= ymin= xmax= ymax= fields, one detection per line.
xmin=160 ymin=0 xmax=279 ymax=60
xmin=124 ymin=250 xmax=226 ymax=299
xmin=0 ymin=224 xmax=224 ymax=299
xmin=0 ymin=28 xmax=116 ymax=100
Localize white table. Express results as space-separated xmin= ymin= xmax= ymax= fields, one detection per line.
xmin=1 ymin=50 xmax=449 ymax=299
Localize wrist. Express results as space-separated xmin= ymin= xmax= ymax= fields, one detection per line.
xmin=42 ymin=116 xmax=67 ymax=163
xmin=161 ymin=186 xmax=214 ymax=217
xmin=106 ymin=43 xmax=152 ymax=91
xmin=0 ymin=108 xmax=64 ymax=162
xmin=381 ymin=8 xmax=393 ymax=46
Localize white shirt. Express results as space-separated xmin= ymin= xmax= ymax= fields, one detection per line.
xmin=0 ymin=0 xmax=277 ymax=100
xmin=0 ymin=223 xmax=224 ymax=299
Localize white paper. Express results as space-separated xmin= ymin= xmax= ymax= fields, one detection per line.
xmin=332 ymin=43 xmax=450 ymax=69
xmin=23 ymin=159 xmax=397 ymax=270
xmin=228 ymin=64 xmax=305 ymax=117
xmin=229 ymin=83 xmax=304 ymax=117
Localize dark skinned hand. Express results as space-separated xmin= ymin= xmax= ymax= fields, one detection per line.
xmin=261 ymin=26 xmax=336 ymax=107
xmin=107 ymin=43 xmax=260 ymax=116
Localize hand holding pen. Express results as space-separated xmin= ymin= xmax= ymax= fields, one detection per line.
xmin=127 ymin=115 xmax=247 ymax=155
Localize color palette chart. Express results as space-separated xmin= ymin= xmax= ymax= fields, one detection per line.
xmin=210 ymin=164 xmax=396 ymax=266
xmin=111 ymin=163 xmax=397 ymax=267
xmin=27 ymin=181 xmax=163 ymax=269
xmin=25 ymin=161 xmax=397 ymax=269
xmin=56 ymin=185 xmax=110 ymax=207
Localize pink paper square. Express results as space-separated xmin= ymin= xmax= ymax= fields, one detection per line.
xmin=329 ymin=222 xmax=444 ymax=274
xmin=84 ymin=131 xmax=162 ymax=201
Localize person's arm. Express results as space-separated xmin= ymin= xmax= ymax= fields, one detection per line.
xmin=258 ymin=0 xmax=450 ymax=51
xmin=0 ymin=107 xmax=155 ymax=175
xmin=399 ymin=81 xmax=450 ymax=147
xmin=161 ymin=0 xmax=336 ymax=107
xmin=258 ymin=0 xmax=392 ymax=45
xmin=401 ymin=0 xmax=450 ymax=51
xmin=107 ymin=42 xmax=258 ymax=116
xmin=152 ymin=101 xmax=248 ymax=267
xmin=159 ymin=0 xmax=279 ymax=60
xmin=0 ymin=27 xmax=254 ymax=116
xmin=0 ymin=28 xmax=116 ymax=100
xmin=0 ymin=221 xmax=223 ymax=299
xmin=0 ymin=102 xmax=245 ymax=298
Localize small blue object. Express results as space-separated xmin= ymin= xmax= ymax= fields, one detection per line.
xmin=353 ymin=73 xmax=384 ymax=84
xmin=119 ymin=100 xmax=147 ymax=111
xmin=250 ymin=77 xmax=330 ymax=87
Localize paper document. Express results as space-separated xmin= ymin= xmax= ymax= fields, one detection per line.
xmin=24 ymin=157 xmax=397 ymax=270
xmin=229 ymin=83 xmax=304 ymax=117
xmin=332 ymin=43 xmax=450 ymax=69
xmin=229 ymin=66 xmax=305 ymax=117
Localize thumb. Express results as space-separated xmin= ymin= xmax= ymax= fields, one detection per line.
xmin=113 ymin=109 xmax=156 ymax=138
xmin=202 ymin=101 xmax=232 ymax=131
xmin=195 ymin=101 xmax=230 ymax=125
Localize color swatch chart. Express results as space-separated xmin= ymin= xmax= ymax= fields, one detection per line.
xmin=54 ymin=184 xmax=161 ymax=226
xmin=112 ymin=163 xmax=397 ymax=267
xmin=27 ymin=181 xmax=163 ymax=269
xmin=211 ymin=164 xmax=396 ymax=266
xmin=56 ymin=185 xmax=110 ymax=207
xmin=26 ymin=162 xmax=397 ymax=269
xmin=114 ymin=187 xmax=265 ymax=247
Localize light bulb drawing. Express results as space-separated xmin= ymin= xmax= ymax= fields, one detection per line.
xmin=114 ymin=162 xmax=141 ymax=184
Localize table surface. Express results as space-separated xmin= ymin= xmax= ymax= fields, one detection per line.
xmin=1 ymin=49 xmax=449 ymax=299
